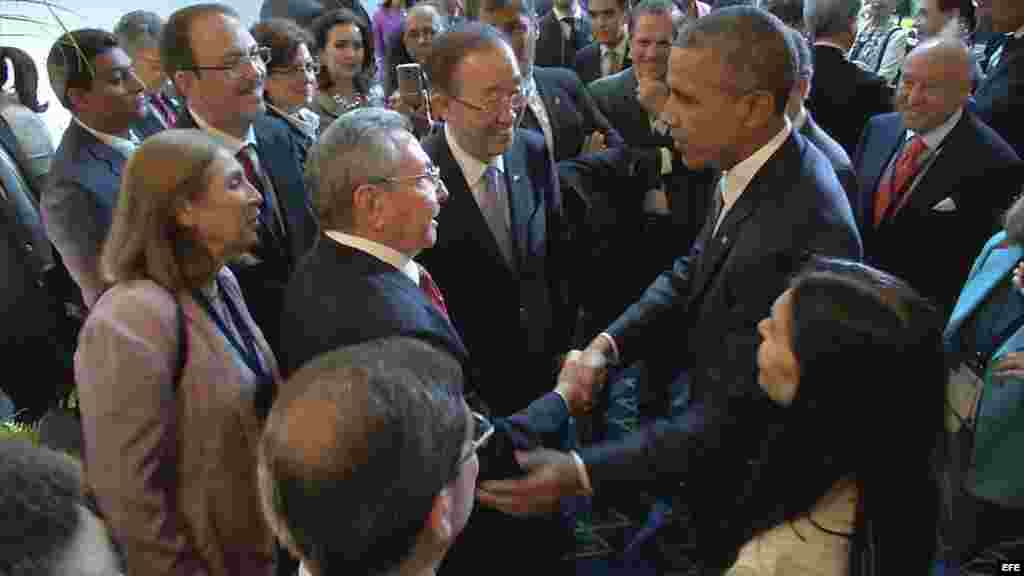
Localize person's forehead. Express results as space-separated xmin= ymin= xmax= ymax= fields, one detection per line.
xmin=93 ymin=47 xmax=133 ymax=74
xmin=634 ymin=12 xmax=673 ymax=37
xmin=189 ymin=13 xmax=253 ymax=60
xmin=407 ymin=7 xmax=442 ymax=27
xmin=589 ymin=0 xmax=624 ymax=12
xmin=456 ymin=45 xmax=518 ymax=86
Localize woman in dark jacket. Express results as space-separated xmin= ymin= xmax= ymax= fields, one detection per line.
xmin=252 ymin=19 xmax=319 ymax=162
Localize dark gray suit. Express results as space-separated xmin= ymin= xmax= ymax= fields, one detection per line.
xmin=974 ymin=35 xmax=1023 ymax=158
xmin=578 ymin=133 xmax=861 ymax=565
xmin=798 ymin=112 xmax=857 ymax=210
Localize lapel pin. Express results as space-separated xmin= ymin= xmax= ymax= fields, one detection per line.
xmin=554 ymin=97 xmax=561 ymax=106
xmin=721 ymin=235 xmax=728 ymax=244
xmin=512 ymin=174 xmax=521 ymax=182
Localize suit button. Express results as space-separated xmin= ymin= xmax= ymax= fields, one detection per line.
xmin=520 ymin=306 xmax=528 ymax=323
xmin=36 ymin=278 xmax=45 ymax=288
xmin=707 ymin=368 xmax=720 ymax=382
xmin=24 ymin=242 xmax=33 ymax=253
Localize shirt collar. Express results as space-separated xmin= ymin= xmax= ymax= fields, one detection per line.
xmin=600 ymin=30 xmax=629 ymax=59
xmin=72 ymin=117 xmax=139 ymax=158
xmin=907 ymin=106 xmax=962 ymax=151
xmin=792 ymin=107 xmax=809 ymax=132
xmin=444 ymin=123 xmax=505 ymax=189
xmin=324 ymin=230 xmax=420 ymax=284
xmin=721 ymin=117 xmax=792 ymax=209
xmin=551 ymin=2 xmax=581 ymax=21
xmin=188 ymin=107 xmax=256 ymax=154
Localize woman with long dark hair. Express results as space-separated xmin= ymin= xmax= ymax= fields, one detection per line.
xmin=309 ymin=8 xmax=384 ymax=128
xmin=710 ymin=260 xmax=945 ymax=575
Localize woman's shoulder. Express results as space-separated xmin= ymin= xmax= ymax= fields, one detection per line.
xmin=90 ymin=279 xmax=177 ymax=321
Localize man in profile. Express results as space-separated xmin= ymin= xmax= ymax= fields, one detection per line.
xmin=259 ymin=337 xmax=480 ymax=576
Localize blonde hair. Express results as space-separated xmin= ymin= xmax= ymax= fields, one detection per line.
xmin=102 ymin=129 xmax=225 ymax=292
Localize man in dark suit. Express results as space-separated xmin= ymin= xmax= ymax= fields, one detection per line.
xmin=114 ymin=11 xmax=182 ymax=138
xmin=804 ymin=0 xmax=893 ymax=155
xmin=535 ymin=0 xmax=593 ymax=68
xmin=475 ymin=10 xmax=862 ymax=554
xmin=854 ymin=36 xmax=1020 ymax=316
xmin=477 ymin=0 xmax=623 ymax=162
xmin=588 ymin=0 xmax=714 ymax=327
xmin=785 ymin=26 xmax=858 ymax=204
xmin=422 ymin=23 xmax=577 ymax=418
xmin=974 ymin=0 xmax=1024 ymax=157
xmin=575 ymin=0 xmax=632 ymax=83
xmin=162 ymin=3 xmax=318 ymax=358
xmin=280 ymin=106 xmax=580 ymax=576
xmin=42 ymin=29 xmax=148 ymax=308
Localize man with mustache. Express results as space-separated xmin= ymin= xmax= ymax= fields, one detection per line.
xmin=162 ymin=3 xmax=318 ymax=359
xmin=853 ymin=34 xmax=1020 ymax=317
xmin=43 ymin=28 xmax=148 ymax=309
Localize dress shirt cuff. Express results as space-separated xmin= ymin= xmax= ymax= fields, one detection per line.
xmin=659 ymin=147 xmax=673 ymax=175
xmin=597 ymin=332 xmax=620 ymax=365
xmin=571 ymin=451 xmax=594 ymax=496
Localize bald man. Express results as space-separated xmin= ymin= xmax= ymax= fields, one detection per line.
xmin=854 ymin=33 xmax=1021 ymax=315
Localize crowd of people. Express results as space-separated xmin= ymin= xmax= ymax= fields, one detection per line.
xmin=1 ymin=0 xmax=1023 ymax=574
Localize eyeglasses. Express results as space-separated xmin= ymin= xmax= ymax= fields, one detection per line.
xmin=270 ymin=60 xmax=320 ymax=77
xmin=450 ymin=88 xmax=528 ymax=118
xmin=368 ymin=165 xmax=444 ymax=190
xmin=184 ymin=46 xmax=272 ymax=79
xmin=458 ymin=411 xmax=494 ymax=467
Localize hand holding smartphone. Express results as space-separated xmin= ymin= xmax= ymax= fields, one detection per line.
xmin=396 ymin=63 xmax=425 ymax=109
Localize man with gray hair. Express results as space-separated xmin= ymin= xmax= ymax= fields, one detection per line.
xmin=804 ymin=0 xmax=892 ymax=154
xmin=114 ymin=10 xmax=181 ymax=134
xmin=478 ymin=9 xmax=861 ymax=572
xmin=280 ymin=108 xmax=586 ymax=575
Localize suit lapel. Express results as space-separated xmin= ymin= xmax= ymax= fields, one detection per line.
xmin=896 ymin=112 xmax=971 ymax=217
xmin=863 ymin=120 xmax=906 ymax=226
xmin=504 ymin=134 xmax=541 ymax=267
xmin=532 ymin=75 xmax=561 ymax=155
xmin=947 ymin=242 xmax=1022 ymax=338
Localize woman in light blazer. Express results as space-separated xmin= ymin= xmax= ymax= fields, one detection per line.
xmin=944 ymin=190 xmax=1024 ymax=565
xmin=75 ymin=129 xmax=278 ymax=575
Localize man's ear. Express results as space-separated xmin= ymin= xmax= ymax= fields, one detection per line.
xmin=427 ymin=487 xmax=454 ymax=544
xmin=175 ymin=197 xmax=197 ymax=230
xmin=173 ymin=70 xmax=194 ymax=102
xmin=354 ymin=183 xmax=387 ymax=230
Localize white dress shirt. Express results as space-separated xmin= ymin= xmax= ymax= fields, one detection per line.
xmin=444 ymin=123 xmax=510 ymax=230
xmin=324 ymin=230 xmax=421 ymax=285
xmin=714 ymin=117 xmax=793 ymax=235
xmin=73 ymin=117 xmax=139 ymax=158
xmin=876 ymin=106 xmax=963 ymax=206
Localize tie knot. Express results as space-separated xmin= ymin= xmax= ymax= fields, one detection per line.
xmin=905 ymin=135 xmax=928 ymax=160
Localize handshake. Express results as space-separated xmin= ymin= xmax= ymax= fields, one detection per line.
xmin=554 ymin=337 xmax=615 ymax=417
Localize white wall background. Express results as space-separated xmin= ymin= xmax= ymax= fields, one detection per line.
xmin=0 ymin=0 xmax=378 ymax=145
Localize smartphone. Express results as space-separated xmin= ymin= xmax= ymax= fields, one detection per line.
xmin=396 ymin=63 xmax=424 ymax=109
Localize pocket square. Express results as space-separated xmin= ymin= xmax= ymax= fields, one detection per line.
xmin=932 ymin=197 xmax=957 ymax=212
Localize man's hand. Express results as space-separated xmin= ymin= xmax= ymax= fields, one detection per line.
xmin=583 ymin=130 xmax=608 ymax=154
xmin=636 ymin=78 xmax=669 ymax=116
xmin=557 ymin=339 xmax=610 ymax=413
xmin=993 ymin=351 xmax=1024 ymax=378
xmin=477 ymin=449 xmax=583 ymax=516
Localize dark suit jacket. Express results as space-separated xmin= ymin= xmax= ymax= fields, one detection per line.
xmin=574 ymin=41 xmax=631 ymax=85
xmin=586 ymin=67 xmax=714 ymax=325
xmin=177 ymin=111 xmax=318 ymax=358
xmin=526 ymin=66 xmax=621 ymax=162
xmin=279 ymin=236 xmax=574 ymax=573
xmin=535 ymin=10 xmax=592 ymax=70
xmin=580 ymin=132 xmax=862 ymax=527
xmin=806 ymin=44 xmax=893 ymax=156
xmin=799 ymin=112 xmax=857 ymax=210
xmin=974 ymin=37 xmax=1024 ymax=158
xmin=853 ymin=110 xmax=1021 ymax=315
xmin=42 ymin=122 xmax=125 ymax=308
xmin=420 ymin=128 xmax=573 ymax=417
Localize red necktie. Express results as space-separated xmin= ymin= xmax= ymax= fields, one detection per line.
xmin=874 ymin=135 xmax=928 ymax=227
xmin=418 ymin=264 xmax=450 ymax=320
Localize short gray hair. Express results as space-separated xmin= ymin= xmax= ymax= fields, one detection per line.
xmin=630 ymin=0 xmax=675 ymax=32
xmin=305 ymin=108 xmax=413 ymax=231
xmin=675 ymin=5 xmax=796 ymax=115
xmin=804 ymin=0 xmax=860 ymax=39
xmin=113 ymin=10 xmax=164 ymax=57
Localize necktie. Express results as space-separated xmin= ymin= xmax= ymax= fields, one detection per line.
xmin=418 ymin=264 xmax=450 ymax=320
xmin=481 ymin=165 xmax=515 ymax=267
xmin=874 ymin=135 xmax=928 ymax=227
xmin=603 ymin=50 xmax=620 ymax=77
xmin=236 ymin=145 xmax=282 ymax=241
xmin=150 ymin=94 xmax=177 ymax=128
